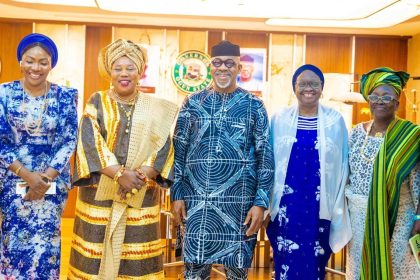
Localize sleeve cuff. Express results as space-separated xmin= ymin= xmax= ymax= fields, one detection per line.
xmin=170 ymin=182 xmax=185 ymax=201
xmin=253 ymin=188 xmax=270 ymax=209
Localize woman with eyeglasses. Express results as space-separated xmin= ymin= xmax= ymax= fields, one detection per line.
xmin=267 ymin=64 xmax=351 ymax=280
xmin=345 ymin=67 xmax=419 ymax=280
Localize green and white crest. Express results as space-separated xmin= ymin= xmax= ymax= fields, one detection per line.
xmin=172 ymin=50 xmax=212 ymax=94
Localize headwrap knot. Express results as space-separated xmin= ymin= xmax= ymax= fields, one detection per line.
xmin=98 ymin=39 xmax=148 ymax=79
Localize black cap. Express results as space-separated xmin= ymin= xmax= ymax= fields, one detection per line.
xmin=211 ymin=40 xmax=240 ymax=57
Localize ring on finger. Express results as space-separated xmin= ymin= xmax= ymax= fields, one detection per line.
xmin=131 ymin=188 xmax=138 ymax=194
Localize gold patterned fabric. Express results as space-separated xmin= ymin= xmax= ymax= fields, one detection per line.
xmin=69 ymin=90 xmax=178 ymax=280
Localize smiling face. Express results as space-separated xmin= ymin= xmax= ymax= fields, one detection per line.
xmin=111 ymin=56 xmax=141 ymax=96
xmin=369 ymin=84 xmax=399 ymax=121
xmin=20 ymin=45 xmax=52 ymax=88
xmin=294 ymin=70 xmax=322 ymax=109
xmin=210 ymin=56 xmax=241 ymax=93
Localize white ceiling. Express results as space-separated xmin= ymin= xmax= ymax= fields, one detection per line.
xmin=1 ymin=0 xmax=419 ymax=36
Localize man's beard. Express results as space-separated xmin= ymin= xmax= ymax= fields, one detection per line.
xmin=214 ymin=71 xmax=232 ymax=89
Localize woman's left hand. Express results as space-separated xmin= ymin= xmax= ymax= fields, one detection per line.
xmin=411 ymin=220 xmax=420 ymax=237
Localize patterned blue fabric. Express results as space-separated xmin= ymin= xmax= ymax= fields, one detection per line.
xmin=0 ymin=81 xmax=78 ymax=279
xmin=172 ymin=87 xmax=274 ymax=268
xmin=267 ymin=116 xmax=332 ymax=280
xmin=184 ymin=262 xmax=248 ymax=279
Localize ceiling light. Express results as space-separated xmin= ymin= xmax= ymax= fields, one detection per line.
xmin=266 ymin=0 xmax=420 ymax=28
xmin=12 ymin=0 xmax=97 ymax=7
xmin=95 ymin=0 xmax=412 ymax=20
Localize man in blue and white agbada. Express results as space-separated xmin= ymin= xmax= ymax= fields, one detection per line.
xmin=171 ymin=40 xmax=274 ymax=279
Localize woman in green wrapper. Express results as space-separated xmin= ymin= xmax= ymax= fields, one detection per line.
xmin=345 ymin=67 xmax=420 ymax=280
xmin=68 ymin=39 xmax=178 ymax=280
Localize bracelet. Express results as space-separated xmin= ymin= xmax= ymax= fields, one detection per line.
xmin=113 ymin=165 xmax=125 ymax=183
xmin=14 ymin=165 xmax=23 ymax=176
xmin=135 ymin=168 xmax=148 ymax=183
xmin=414 ymin=214 xmax=420 ymax=221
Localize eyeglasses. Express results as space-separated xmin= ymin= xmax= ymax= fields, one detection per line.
xmin=367 ymin=95 xmax=398 ymax=104
xmin=296 ymin=81 xmax=322 ymax=90
xmin=211 ymin=58 xmax=236 ymax=68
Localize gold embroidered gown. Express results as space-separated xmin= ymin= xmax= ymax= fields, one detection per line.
xmin=68 ymin=91 xmax=178 ymax=280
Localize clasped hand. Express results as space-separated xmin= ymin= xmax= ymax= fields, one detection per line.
xmin=117 ymin=168 xmax=147 ymax=200
xmin=21 ymin=171 xmax=52 ymax=201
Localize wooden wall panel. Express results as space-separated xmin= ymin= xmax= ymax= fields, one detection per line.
xmin=207 ymin=31 xmax=223 ymax=54
xmin=0 ymin=22 xmax=32 ymax=83
xmin=354 ymin=37 xmax=408 ymax=123
xmin=226 ymin=31 xmax=268 ymax=49
xmin=83 ymin=26 xmax=112 ymax=105
xmin=407 ymin=34 xmax=420 ymax=124
xmin=306 ymin=35 xmax=352 ymax=73
xmin=355 ymin=37 xmax=408 ymax=73
xmin=179 ymin=30 xmax=206 ymax=53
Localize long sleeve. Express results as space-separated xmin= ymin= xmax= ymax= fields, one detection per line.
xmin=143 ymin=136 xmax=174 ymax=188
xmin=49 ymin=87 xmax=78 ymax=173
xmin=171 ymin=97 xmax=191 ymax=201
xmin=252 ymin=99 xmax=275 ymax=209
xmin=73 ymin=94 xmax=119 ymax=185
xmin=0 ymin=86 xmax=18 ymax=168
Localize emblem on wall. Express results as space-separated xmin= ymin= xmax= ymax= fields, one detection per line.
xmin=172 ymin=50 xmax=212 ymax=94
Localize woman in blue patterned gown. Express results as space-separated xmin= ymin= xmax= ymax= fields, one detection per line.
xmin=267 ymin=64 xmax=351 ymax=280
xmin=0 ymin=33 xmax=78 ymax=279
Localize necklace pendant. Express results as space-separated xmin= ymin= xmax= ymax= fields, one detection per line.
xmin=375 ymin=132 xmax=383 ymax=137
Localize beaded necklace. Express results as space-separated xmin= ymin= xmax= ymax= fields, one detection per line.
xmin=20 ymin=80 xmax=49 ymax=136
xmin=359 ymin=121 xmax=385 ymax=162
xmin=109 ymin=89 xmax=139 ymax=134
xmin=109 ymin=88 xmax=138 ymax=104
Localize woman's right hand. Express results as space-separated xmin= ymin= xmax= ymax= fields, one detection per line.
xmin=117 ymin=169 xmax=146 ymax=199
xmin=21 ymin=171 xmax=50 ymax=201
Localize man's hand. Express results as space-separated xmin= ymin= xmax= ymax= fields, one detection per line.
xmin=172 ymin=200 xmax=187 ymax=226
xmin=244 ymin=206 xmax=265 ymax=236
